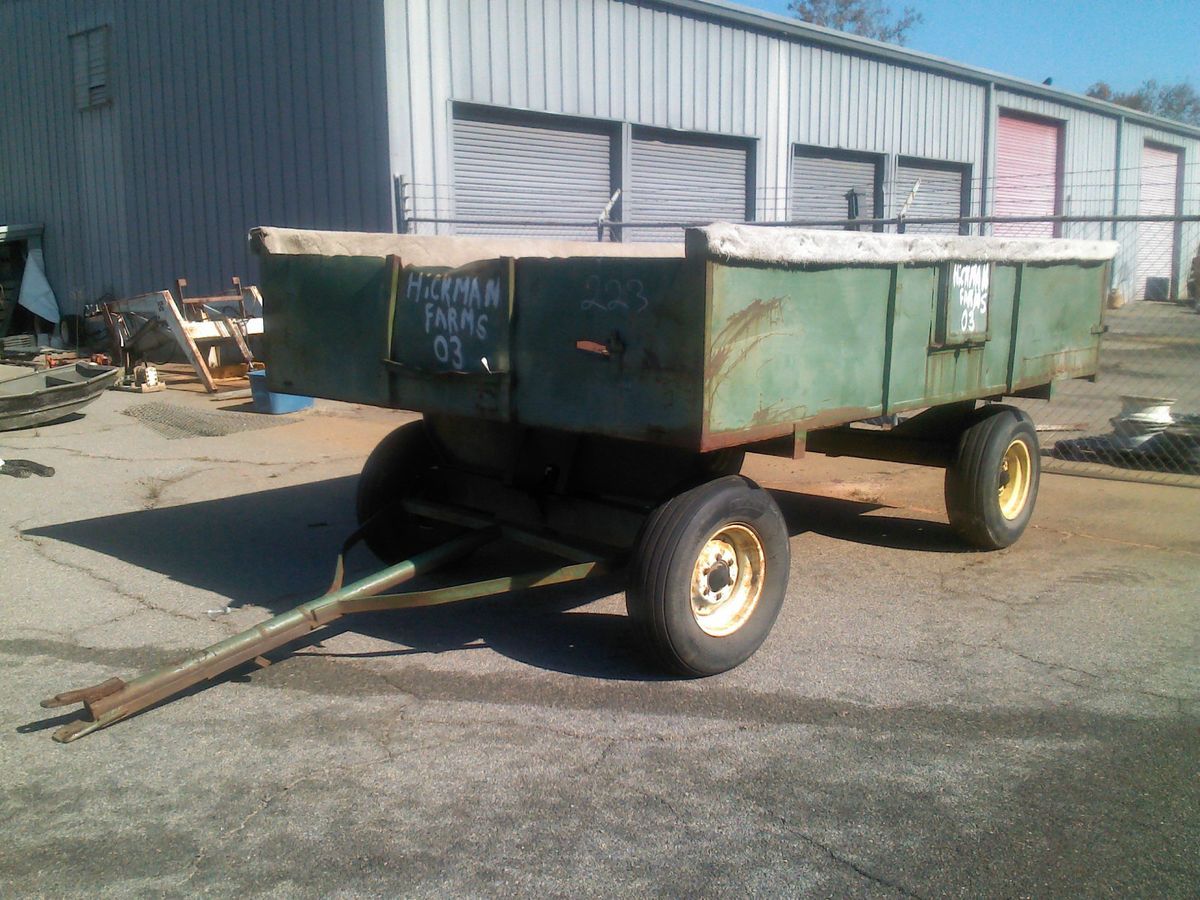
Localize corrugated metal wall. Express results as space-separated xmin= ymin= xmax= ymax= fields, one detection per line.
xmin=5 ymin=0 xmax=1200 ymax=310
xmin=1120 ymin=122 xmax=1200 ymax=301
xmin=385 ymin=0 xmax=989 ymax=230
xmin=0 ymin=0 xmax=128 ymax=312
xmin=0 ymin=0 xmax=392 ymax=314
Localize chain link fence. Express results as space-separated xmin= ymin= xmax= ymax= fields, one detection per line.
xmin=396 ymin=177 xmax=1200 ymax=486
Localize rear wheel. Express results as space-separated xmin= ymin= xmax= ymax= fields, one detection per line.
xmin=945 ymin=406 xmax=1040 ymax=549
xmin=627 ymin=476 xmax=790 ymax=676
xmin=356 ymin=420 xmax=459 ymax=563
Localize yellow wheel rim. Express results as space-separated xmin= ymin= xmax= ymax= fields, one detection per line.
xmin=690 ymin=524 xmax=765 ymax=637
xmin=998 ymin=438 xmax=1032 ymax=520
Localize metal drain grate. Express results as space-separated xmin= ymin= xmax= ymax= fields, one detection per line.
xmin=123 ymin=402 xmax=299 ymax=440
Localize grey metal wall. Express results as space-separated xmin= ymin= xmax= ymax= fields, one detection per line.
xmin=0 ymin=0 xmax=128 ymax=313
xmin=0 ymin=0 xmax=392 ymax=315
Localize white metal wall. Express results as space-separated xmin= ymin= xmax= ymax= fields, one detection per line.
xmin=1121 ymin=122 xmax=1199 ymax=301
xmin=385 ymin=0 xmax=990 ymax=231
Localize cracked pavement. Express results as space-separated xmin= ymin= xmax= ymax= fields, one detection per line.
xmin=1 ymin=388 xmax=1197 ymax=897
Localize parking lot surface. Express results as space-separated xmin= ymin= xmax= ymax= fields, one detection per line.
xmin=2 ymin=391 xmax=1197 ymax=897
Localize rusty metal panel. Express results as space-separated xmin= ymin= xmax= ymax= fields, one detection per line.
xmin=885 ymin=265 xmax=937 ymax=409
xmin=259 ymin=254 xmax=392 ymax=407
xmin=1010 ymin=262 xmax=1107 ymax=389
xmin=511 ymin=257 xmax=705 ymax=445
xmin=704 ymin=263 xmax=892 ymax=444
xmin=259 ymin=232 xmax=1109 ymax=453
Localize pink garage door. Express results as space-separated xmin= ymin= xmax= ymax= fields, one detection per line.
xmin=1137 ymin=143 xmax=1181 ymax=299
xmin=994 ymin=114 xmax=1061 ymax=237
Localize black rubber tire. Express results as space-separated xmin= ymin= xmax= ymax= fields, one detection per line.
xmin=944 ymin=406 xmax=1040 ymax=550
xmin=355 ymin=420 xmax=458 ymax=563
xmin=626 ymin=476 xmax=790 ymax=677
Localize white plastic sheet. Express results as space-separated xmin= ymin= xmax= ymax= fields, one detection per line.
xmin=17 ymin=248 xmax=60 ymax=324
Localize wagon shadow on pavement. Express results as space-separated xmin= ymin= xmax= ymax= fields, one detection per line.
xmin=769 ymin=490 xmax=971 ymax=554
xmin=24 ymin=476 xmax=966 ymax=683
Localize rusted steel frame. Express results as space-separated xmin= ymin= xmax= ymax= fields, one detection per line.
xmin=339 ymin=561 xmax=605 ymax=615
xmin=43 ymin=529 xmax=497 ymax=742
xmin=805 ymin=428 xmax=954 ymax=468
xmin=43 ymin=528 xmax=612 ymax=743
xmin=403 ymin=497 xmax=616 ymax=564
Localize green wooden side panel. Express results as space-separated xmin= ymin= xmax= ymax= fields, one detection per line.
xmin=705 ymin=265 xmax=893 ymax=439
xmin=512 ymin=258 xmax=705 ymax=445
xmin=886 ymin=265 xmax=937 ymax=409
xmin=261 ymin=255 xmax=391 ymax=406
xmin=1011 ymin=263 xmax=1106 ymax=389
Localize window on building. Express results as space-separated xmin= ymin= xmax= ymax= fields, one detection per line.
xmin=70 ymin=26 xmax=111 ymax=110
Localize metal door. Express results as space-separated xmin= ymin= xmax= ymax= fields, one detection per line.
xmin=627 ymin=130 xmax=751 ymax=242
xmin=1137 ymin=143 xmax=1182 ymax=300
xmin=993 ymin=114 xmax=1061 ymax=237
xmin=452 ymin=112 xmax=616 ymax=240
xmin=895 ymin=160 xmax=968 ymax=234
xmin=791 ymin=149 xmax=882 ymax=229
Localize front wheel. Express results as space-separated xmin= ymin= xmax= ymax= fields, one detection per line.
xmin=945 ymin=406 xmax=1040 ymax=550
xmin=626 ymin=476 xmax=790 ymax=676
xmin=356 ymin=420 xmax=459 ymax=563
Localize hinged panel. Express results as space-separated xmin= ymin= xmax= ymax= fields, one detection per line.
xmin=935 ymin=261 xmax=992 ymax=346
xmin=388 ymin=257 xmax=513 ymax=376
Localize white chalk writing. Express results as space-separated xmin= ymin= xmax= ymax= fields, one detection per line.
xmin=581 ymin=276 xmax=649 ymax=313
xmin=952 ymin=263 xmax=989 ymax=334
xmin=405 ymin=271 xmax=501 ymax=371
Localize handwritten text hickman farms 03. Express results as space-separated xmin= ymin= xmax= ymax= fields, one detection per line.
xmin=404 ymin=270 xmax=503 ymax=370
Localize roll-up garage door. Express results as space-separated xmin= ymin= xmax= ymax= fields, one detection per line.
xmin=791 ymin=149 xmax=881 ymax=229
xmin=626 ymin=130 xmax=751 ymax=242
xmin=993 ymin=114 xmax=1061 ymax=237
xmin=453 ymin=111 xmax=615 ymax=239
xmin=1137 ymin=143 xmax=1181 ymax=300
xmin=894 ymin=160 xmax=968 ymax=234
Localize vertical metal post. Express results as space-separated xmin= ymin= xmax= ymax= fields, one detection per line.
xmin=1111 ymin=116 xmax=1124 ymax=244
xmin=394 ymin=175 xmax=409 ymax=234
xmin=980 ymin=81 xmax=995 ymax=236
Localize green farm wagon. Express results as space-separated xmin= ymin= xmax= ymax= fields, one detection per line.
xmin=43 ymin=224 xmax=1116 ymax=740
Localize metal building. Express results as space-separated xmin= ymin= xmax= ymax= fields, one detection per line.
xmin=2 ymin=0 xmax=1198 ymax=316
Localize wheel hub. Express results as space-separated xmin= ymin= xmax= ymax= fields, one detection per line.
xmin=997 ymin=438 xmax=1032 ymax=520
xmin=690 ymin=524 xmax=766 ymax=637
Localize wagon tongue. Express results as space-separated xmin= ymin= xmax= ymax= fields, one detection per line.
xmin=38 ymin=519 xmax=609 ymax=742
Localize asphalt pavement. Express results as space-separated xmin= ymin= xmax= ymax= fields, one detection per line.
xmin=1 ymin=389 xmax=1196 ymax=898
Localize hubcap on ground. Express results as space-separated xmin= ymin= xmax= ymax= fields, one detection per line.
xmin=690 ymin=524 xmax=766 ymax=636
xmin=998 ymin=438 xmax=1032 ymax=520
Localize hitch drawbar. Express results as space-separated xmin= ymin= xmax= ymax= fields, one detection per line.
xmin=41 ymin=524 xmax=607 ymax=742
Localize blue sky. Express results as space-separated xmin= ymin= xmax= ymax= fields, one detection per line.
xmin=740 ymin=0 xmax=1198 ymax=96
